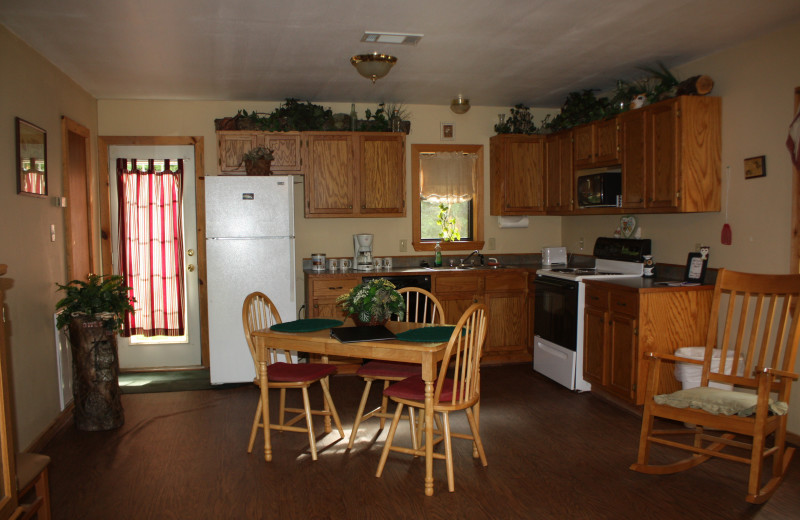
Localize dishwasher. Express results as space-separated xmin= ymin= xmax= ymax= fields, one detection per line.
xmin=361 ymin=274 xmax=432 ymax=322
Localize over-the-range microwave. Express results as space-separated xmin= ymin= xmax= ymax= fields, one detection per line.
xmin=576 ymin=167 xmax=622 ymax=208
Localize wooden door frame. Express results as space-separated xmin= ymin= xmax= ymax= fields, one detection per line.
xmin=792 ymin=87 xmax=800 ymax=274
xmin=62 ymin=117 xmax=96 ymax=280
xmin=97 ymin=136 xmax=208 ymax=369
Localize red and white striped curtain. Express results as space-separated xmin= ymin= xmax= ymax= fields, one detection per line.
xmin=117 ymin=158 xmax=185 ymax=337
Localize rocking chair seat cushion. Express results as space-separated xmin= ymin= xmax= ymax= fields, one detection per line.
xmin=654 ymin=387 xmax=789 ymax=417
xmin=267 ymin=362 xmax=337 ymax=382
xmin=384 ymin=376 xmax=459 ymax=402
xmin=357 ymin=361 xmax=420 ymax=379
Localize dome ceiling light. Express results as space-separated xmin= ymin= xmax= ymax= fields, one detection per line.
xmin=350 ymin=53 xmax=397 ymax=84
xmin=450 ymin=95 xmax=471 ymax=114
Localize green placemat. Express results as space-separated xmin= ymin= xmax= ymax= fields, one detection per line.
xmin=270 ymin=318 xmax=343 ymax=333
xmin=396 ymin=326 xmax=456 ymax=343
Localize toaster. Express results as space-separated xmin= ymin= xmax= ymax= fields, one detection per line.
xmin=541 ymin=246 xmax=568 ymax=266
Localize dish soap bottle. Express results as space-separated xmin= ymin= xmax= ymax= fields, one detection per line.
xmin=434 ymin=242 xmax=442 ymax=267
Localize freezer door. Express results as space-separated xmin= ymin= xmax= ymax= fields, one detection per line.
xmin=205 ymin=176 xmax=294 ymax=238
xmin=206 ymin=237 xmax=296 ymax=384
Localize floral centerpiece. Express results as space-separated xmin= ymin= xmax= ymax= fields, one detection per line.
xmin=336 ymin=278 xmax=405 ymax=326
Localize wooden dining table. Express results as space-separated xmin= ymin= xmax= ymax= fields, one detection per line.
xmin=251 ymin=320 xmax=450 ymax=496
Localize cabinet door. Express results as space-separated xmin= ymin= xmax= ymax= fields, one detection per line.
xmin=434 ymin=273 xmax=481 ymax=325
xmin=305 ymin=133 xmax=355 ymax=216
xmin=573 ymin=125 xmax=594 ymax=168
xmin=608 ymin=312 xmax=637 ymax=401
xmin=620 ymin=110 xmax=646 ymax=208
xmin=217 ymin=132 xmax=257 ymax=174
xmin=594 ymin=118 xmax=620 ymax=165
xmin=259 ymin=132 xmax=302 ymax=174
xmin=558 ymin=131 xmax=574 ymax=211
xmin=308 ymin=278 xmax=359 ymax=319
xmin=484 ymin=271 xmax=528 ymax=360
xmin=358 ymin=134 xmax=405 ymax=216
xmin=490 ymin=135 xmax=545 ymax=215
xmin=583 ymin=305 xmax=608 ymax=386
xmin=646 ymin=100 xmax=679 ymax=209
xmin=544 ymin=132 xmax=574 ymax=213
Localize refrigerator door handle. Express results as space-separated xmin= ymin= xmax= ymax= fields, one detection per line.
xmin=290 ymin=244 xmax=296 ymax=302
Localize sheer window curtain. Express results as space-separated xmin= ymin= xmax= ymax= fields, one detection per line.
xmin=117 ymin=158 xmax=186 ymax=337
xmin=419 ymin=152 xmax=477 ymax=203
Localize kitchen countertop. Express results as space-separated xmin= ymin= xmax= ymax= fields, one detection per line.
xmin=583 ymin=277 xmax=714 ymax=292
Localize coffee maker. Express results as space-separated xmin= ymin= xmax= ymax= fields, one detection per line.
xmin=353 ymin=234 xmax=374 ymax=272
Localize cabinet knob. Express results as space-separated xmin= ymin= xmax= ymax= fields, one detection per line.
xmin=361 ymin=205 xmax=366 ymax=209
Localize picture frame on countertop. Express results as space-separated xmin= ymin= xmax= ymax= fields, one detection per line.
xmin=744 ymin=155 xmax=766 ymax=179
xmin=440 ymin=122 xmax=454 ymax=141
xmin=15 ymin=117 xmax=48 ymax=197
xmin=684 ymin=252 xmax=708 ymax=284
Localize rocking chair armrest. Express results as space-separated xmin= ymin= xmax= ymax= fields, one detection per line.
xmin=755 ymin=366 xmax=799 ymax=381
xmin=643 ymin=352 xmax=704 ymax=365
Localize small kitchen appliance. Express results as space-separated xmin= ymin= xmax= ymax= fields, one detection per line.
xmin=354 ymin=234 xmax=374 ymax=272
xmin=541 ymin=246 xmax=568 ymax=266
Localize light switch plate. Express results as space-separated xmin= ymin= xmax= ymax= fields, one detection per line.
xmin=399 ymin=239 xmax=407 ymax=252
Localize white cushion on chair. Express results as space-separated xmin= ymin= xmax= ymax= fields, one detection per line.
xmin=655 ymin=387 xmax=788 ymax=417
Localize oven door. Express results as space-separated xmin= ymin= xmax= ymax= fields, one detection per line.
xmin=533 ymin=275 xmax=579 ymax=351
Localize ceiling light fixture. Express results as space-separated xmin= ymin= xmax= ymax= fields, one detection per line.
xmin=350 ymin=52 xmax=397 ymax=84
xmin=450 ymin=95 xmax=471 ymax=114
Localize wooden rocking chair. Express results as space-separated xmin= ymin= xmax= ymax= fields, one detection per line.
xmin=631 ymin=269 xmax=800 ymax=503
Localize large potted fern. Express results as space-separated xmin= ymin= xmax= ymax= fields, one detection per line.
xmin=56 ymin=274 xmax=134 ymax=431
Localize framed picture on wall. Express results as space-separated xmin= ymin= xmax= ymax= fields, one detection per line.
xmin=440 ymin=122 xmax=455 ymax=141
xmin=744 ymin=155 xmax=766 ymax=179
xmin=15 ymin=117 xmax=48 ymax=197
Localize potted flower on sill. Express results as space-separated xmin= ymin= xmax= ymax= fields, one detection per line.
xmin=56 ymin=274 xmax=134 ymax=431
xmin=336 ymin=278 xmax=405 ymax=326
xmin=242 ymin=146 xmax=275 ymax=176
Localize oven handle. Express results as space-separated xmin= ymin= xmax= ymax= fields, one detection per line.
xmin=534 ymin=277 xmax=577 ymax=290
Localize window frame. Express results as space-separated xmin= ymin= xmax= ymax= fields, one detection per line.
xmin=411 ymin=144 xmax=484 ymax=252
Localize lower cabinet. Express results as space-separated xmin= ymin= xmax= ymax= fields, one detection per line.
xmin=583 ymin=281 xmax=713 ymax=405
xmin=305 ymin=275 xmax=361 ymax=371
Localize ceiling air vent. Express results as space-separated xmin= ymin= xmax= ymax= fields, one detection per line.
xmin=360 ymin=32 xmax=423 ymax=46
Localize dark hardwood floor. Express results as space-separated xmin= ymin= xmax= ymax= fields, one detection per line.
xmin=43 ymin=364 xmax=800 ymax=519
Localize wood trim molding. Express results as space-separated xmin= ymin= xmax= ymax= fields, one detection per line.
xmin=410 ymin=144 xmax=485 ymax=252
xmin=96 ymin=136 xmax=207 ymax=368
xmin=792 ymin=87 xmax=800 ymax=274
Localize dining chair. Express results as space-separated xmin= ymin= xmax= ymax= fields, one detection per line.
xmin=376 ymin=303 xmax=489 ymax=492
xmin=347 ymin=287 xmax=445 ymax=450
xmin=630 ymin=269 xmax=800 ymax=503
xmin=242 ymin=291 xmax=344 ymax=461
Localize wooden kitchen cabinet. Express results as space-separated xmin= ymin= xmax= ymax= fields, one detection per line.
xmin=489 ymin=134 xmax=546 ymax=215
xmin=304 ymin=132 xmax=405 ymax=218
xmin=216 ymin=131 xmax=302 ymax=174
xmin=434 ymin=272 xmax=483 ymax=325
xmin=619 ymin=109 xmax=647 ymax=208
xmin=573 ymin=118 xmax=620 ymax=169
xmin=306 ymin=276 xmax=360 ymax=319
xmin=583 ymin=280 xmax=713 ymax=405
xmin=544 ymin=130 xmax=574 ymax=213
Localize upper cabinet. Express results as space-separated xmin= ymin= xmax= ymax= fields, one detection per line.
xmin=573 ymin=118 xmax=620 ymax=169
xmin=304 ymin=132 xmax=405 ymax=218
xmin=544 ymin=130 xmax=574 ymax=214
xmin=490 ymin=134 xmax=545 ymax=215
xmin=217 ymin=131 xmax=302 ymax=175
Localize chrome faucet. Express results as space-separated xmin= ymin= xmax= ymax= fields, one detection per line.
xmin=461 ymin=250 xmax=484 ymax=267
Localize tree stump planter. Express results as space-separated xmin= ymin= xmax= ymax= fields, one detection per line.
xmin=244 ymin=158 xmax=272 ymax=176
xmin=68 ymin=317 xmax=124 ymax=431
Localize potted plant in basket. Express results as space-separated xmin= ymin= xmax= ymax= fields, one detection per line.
xmin=336 ymin=278 xmax=405 ymax=326
xmin=56 ymin=274 xmax=134 ymax=431
xmin=242 ymin=146 xmax=275 ymax=176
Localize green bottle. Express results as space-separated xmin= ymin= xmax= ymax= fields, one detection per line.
xmin=434 ymin=242 xmax=442 ymax=267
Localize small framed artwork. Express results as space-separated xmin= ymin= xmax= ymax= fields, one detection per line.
xmin=15 ymin=117 xmax=48 ymax=197
xmin=684 ymin=252 xmax=708 ymax=284
xmin=744 ymin=155 xmax=766 ymax=179
xmin=440 ymin=122 xmax=455 ymax=141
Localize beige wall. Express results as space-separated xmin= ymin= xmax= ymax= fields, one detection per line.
xmin=98 ymin=101 xmax=562 ymax=319
xmin=561 ymin=19 xmax=800 ymax=431
xmin=0 ymin=26 xmax=98 ymax=449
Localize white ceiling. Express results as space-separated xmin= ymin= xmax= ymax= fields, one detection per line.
xmin=2 ymin=0 xmax=800 ymax=108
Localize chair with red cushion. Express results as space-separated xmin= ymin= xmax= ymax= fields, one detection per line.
xmin=242 ymin=292 xmax=344 ymax=460
xmin=376 ymin=303 xmax=489 ymax=492
xmin=347 ymin=287 xmax=445 ymax=450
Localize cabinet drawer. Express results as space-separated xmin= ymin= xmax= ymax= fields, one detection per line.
xmin=311 ymin=278 xmax=359 ymax=298
xmin=485 ymin=271 xmax=526 ymax=292
xmin=434 ymin=273 xmax=482 ymax=294
xmin=610 ymin=290 xmax=638 ymax=315
xmin=585 ymin=285 xmax=609 ymax=310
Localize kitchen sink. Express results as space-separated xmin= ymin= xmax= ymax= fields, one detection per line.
xmin=421 ymin=265 xmax=510 ymax=271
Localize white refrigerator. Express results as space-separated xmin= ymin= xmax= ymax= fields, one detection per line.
xmin=205 ymin=176 xmax=296 ymax=384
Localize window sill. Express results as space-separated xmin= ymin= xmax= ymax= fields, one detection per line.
xmin=413 ymin=240 xmax=485 ymax=252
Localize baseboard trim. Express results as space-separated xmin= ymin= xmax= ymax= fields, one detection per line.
xmin=25 ymin=403 xmax=73 ymax=453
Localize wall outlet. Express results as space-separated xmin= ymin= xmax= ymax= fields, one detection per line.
xmin=487 ymin=237 xmax=496 ymax=250
xmin=399 ymin=239 xmax=407 ymax=252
